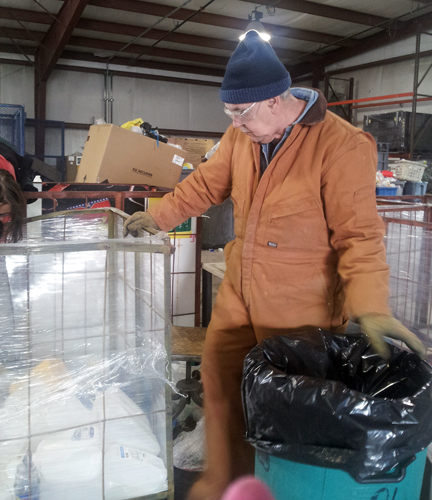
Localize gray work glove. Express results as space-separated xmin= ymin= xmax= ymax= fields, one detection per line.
xmin=123 ymin=211 xmax=160 ymax=238
xmin=358 ymin=313 xmax=427 ymax=359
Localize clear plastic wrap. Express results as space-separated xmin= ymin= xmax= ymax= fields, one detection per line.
xmin=23 ymin=208 xmax=126 ymax=243
xmin=0 ymin=209 xmax=174 ymax=499
xmin=173 ymin=418 xmax=205 ymax=472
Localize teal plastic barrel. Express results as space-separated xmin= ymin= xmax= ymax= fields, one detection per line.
xmin=255 ymin=449 xmax=427 ymax=500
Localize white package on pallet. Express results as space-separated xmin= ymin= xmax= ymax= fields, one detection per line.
xmin=0 ymin=210 xmax=175 ymax=500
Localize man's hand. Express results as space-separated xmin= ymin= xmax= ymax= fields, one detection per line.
xmin=358 ymin=314 xmax=427 ymax=359
xmin=123 ymin=211 xmax=160 ymax=237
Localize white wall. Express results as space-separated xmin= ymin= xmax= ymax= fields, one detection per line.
xmin=0 ymin=63 xmax=34 ymax=114
xmin=112 ymin=75 xmax=227 ymax=134
xmin=0 ymin=57 xmax=229 ymax=156
xmin=47 ymin=70 xmax=105 ymax=124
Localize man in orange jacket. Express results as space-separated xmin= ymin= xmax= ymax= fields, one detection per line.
xmin=124 ymin=31 xmax=425 ymax=500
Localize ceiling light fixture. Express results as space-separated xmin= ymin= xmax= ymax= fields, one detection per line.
xmin=239 ymin=9 xmax=271 ymax=42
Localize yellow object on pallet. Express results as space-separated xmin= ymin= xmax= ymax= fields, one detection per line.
xmin=121 ymin=118 xmax=143 ymax=130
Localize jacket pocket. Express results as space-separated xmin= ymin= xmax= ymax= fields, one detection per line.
xmin=265 ymin=197 xmax=326 ymax=251
xmin=354 ymin=186 xmax=378 ymax=227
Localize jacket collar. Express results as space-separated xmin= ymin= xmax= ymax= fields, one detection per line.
xmin=297 ymin=88 xmax=327 ymax=126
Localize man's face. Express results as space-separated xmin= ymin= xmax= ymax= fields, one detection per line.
xmin=224 ymin=100 xmax=277 ymax=144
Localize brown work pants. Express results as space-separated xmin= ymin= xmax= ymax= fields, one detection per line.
xmin=187 ymin=276 xmax=266 ymax=500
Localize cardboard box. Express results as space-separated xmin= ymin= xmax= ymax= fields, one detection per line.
xmin=76 ymin=125 xmax=185 ymax=188
xmin=167 ymin=137 xmax=214 ymax=168
xmin=66 ymin=154 xmax=82 ymax=182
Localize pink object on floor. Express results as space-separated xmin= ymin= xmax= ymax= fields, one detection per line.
xmin=221 ymin=476 xmax=276 ymax=500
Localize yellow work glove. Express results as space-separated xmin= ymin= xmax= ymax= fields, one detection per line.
xmin=123 ymin=211 xmax=160 ymax=238
xmin=358 ymin=314 xmax=427 ymax=359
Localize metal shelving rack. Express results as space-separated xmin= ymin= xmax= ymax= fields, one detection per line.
xmin=410 ymin=26 xmax=432 ymax=160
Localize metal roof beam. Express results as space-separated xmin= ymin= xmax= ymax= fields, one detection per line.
xmin=75 ymin=19 xmax=321 ymax=60
xmin=289 ymin=12 xmax=432 ymax=79
xmin=0 ymin=27 xmax=44 ymax=42
xmin=0 ymin=42 xmax=35 ymax=55
xmin=84 ymin=0 xmax=356 ymax=47
xmin=241 ymin=0 xmax=391 ymax=27
xmin=326 ymin=48 xmax=432 ymax=76
xmin=69 ymin=35 xmax=230 ymax=66
xmin=4 ymin=27 xmax=321 ymax=64
xmin=77 ymin=18 xmax=236 ymax=52
xmin=0 ymin=6 xmax=52 ymax=24
xmin=60 ymin=49 xmax=225 ymax=77
xmin=320 ymin=12 xmax=432 ymax=68
xmin=35 ymin=0 xmax=89 ymax=83
xmin=0 ymin=4 xmax=358 ymax=47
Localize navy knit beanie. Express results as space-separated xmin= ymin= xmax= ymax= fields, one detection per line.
xmin=220 ymin=31 xmax=292 ymax=104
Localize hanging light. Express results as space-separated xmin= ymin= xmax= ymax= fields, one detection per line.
xmin=239 ymin=9 xmax=271 ymax=42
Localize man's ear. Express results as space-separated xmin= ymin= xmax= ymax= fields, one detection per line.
xmin=268 ymin=96 xmax=280 ymax=113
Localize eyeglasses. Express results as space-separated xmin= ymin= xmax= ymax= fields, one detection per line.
xmin=224 ymin=102 xmax=260 ymax=123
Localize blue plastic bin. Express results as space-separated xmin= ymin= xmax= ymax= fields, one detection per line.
xmin=403 ymin=181 xmax=427 ymax=195
xmin=255 ymin=449 xmax=427 ymax=500
xmin=376 ymin=186 xmax=398 ymax=196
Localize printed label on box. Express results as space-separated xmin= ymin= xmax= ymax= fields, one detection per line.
xmin=132 ymin=167 xmax=153 ymax=178
xmin=172 ymin=155 xmax=185 ymax=167
xmin=119 ymin=445 xmax=148 ymax=463
xmin=72 ymin=426 xmax=95 ymax=440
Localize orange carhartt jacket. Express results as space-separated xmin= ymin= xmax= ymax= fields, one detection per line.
xmin=149 ymin=91 xmax=390 ymax=332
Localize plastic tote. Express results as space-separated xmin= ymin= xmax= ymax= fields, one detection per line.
xmin=403 ymin=181 xmax=428 ymax=196
xmin=376 ymin=186 xmax=398 ymax=196
xmin=242 ymin=331 xmax=432 ymax=495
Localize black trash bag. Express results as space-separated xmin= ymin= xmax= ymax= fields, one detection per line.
xmin=242 ymin=330 xmax=432 ymax=483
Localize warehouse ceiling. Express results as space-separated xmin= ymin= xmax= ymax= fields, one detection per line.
xmin=1 ymin=0 xmax=432 ymax=83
